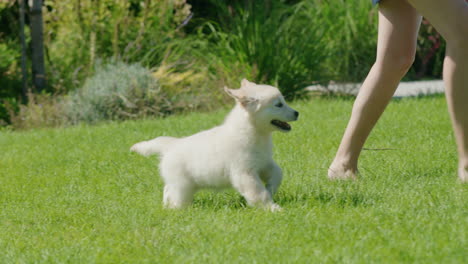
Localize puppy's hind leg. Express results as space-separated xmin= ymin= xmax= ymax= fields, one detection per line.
xmin=163 ymin=183 xmax=195 ymax=209
xmin=159 ymin=157 xmax=195 ymax=209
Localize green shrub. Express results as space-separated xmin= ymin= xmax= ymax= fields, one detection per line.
xmin=409 ymin=19 xmax=446 ymax=80
xmin=315 ymin=0 xmax=378 ymax=81
xmin=7 ymin=91 xmax=67 ymax=129
xmin=195 ymin=0 xmax=330 ymax=99
xmin=43 ymin=0 xmax=192 ymax=92
xmin=0 ymin=2 xmax=23 ymax=124
xmin=190 ymin=0 xmax=380 ymax=99
xmin=0 ymin=42 xmax=22 ymax=125
xmin=7 ymin=60 xmax=231 ymax=129
xmin=65 ymin=61 xmax=171 ymax=124
xmin=191 ymin=0 xmax=445 ymax=96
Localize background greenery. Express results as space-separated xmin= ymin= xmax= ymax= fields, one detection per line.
xmin=0 ymin=0 xmax=445 ymax=128
xmin=1 ymin=97 xmax=466 ymax=262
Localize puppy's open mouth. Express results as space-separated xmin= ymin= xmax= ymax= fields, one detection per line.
xmin=271 ymin=120 xmax=291 ymax=131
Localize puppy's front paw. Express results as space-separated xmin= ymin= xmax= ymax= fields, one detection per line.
xmin=269 ymin=203 xmax=283 ymax=212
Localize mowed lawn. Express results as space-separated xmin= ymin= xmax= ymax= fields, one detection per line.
xmin=0 ymin=96 xmax=466 ymax=263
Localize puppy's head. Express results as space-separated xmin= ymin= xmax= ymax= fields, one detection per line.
xmin=224 ymin=79 xmax=299 ymax=132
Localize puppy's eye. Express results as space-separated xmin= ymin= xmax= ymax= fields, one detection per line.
xmin=275 ymin=102 xmax=283 ymax=108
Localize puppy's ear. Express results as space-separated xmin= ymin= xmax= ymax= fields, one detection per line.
xmin=224 ymin=86 xmax=259 ymax=111
xmin=224 ymin=86 xmax=245 ymax=99
xmin=241 ymin=78 xmax=256 ymax=88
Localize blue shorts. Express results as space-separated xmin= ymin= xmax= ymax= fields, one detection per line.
xmin=372 ymin=0 xmax=380 ymax=5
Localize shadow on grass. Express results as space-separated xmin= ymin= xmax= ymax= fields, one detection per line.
xmin=277 ymin=184 xmax=382 ymax=208
xmin=189 ymin=184 xmax=382 ymax=210
xmin=191 ymin=191 xmax=247 ymax=211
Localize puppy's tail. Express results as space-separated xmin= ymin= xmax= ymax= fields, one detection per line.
xmin=130 ymin=136 xmax=178 ymax=156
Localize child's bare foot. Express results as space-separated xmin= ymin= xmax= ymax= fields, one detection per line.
xmin=328 ymin=161 xmax=358 ymax=180
xmin=459 ymin=167 xmax=467 ymax=182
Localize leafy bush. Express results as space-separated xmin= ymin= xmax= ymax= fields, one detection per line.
xmin=409 ymin=18 xmax=446 ymax=79
xmin=7 ymin=60 xmax=233 ymax=129
xmin=194 ymin=0 xmax=329 ymax=99
xmin=191 ymin=0 xmax=446 ymax=95
xmin=65 ymin=61 xmax=170 ymax=124
xmin=43 ymin=0 xmax=193 ymax=92
xmin=189 ymin=0 xmax=380 ymax=99
xmin=0 ymin=42 xmax=22 ymax=124
xmin=0 ymin=3 xmax=23 ymax=124
xmin=315 ymin=0 xmax=379 ymax=81
xmin=7 ymin=92 xmax=67 ymax=129
xmin=37 ymin=0 xmax=378 ymax=99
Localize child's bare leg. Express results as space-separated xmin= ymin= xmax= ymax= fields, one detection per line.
xmin=406 ymin=0 xmax=468 ymax=181
xmin=329 ymin=0 xmax=422 ymax=179
xmin=446 ymin=49 xmax=468 ymax=182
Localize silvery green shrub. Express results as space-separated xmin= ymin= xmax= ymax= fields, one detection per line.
xmin=66 ymin=61 xmax=171 ymax=124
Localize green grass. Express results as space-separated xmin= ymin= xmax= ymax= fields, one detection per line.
xmin=1 ymin=97 xmax=466 ymax=263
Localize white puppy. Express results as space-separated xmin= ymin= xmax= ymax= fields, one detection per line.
xmin=130 ymin=79 xmax=299 ymax=211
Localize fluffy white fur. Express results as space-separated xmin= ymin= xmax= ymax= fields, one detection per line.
xmin=130 ymin=79 xmax=299 ymax=211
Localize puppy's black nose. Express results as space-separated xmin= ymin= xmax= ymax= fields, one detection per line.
xmin=294 ymin=111 xmax=299 ymax=118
